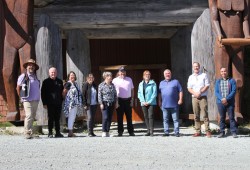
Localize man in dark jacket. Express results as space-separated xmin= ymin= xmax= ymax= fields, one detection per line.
xmin=41 ymin=67 xmax=64 ymax=138
xmin=215 ymin=67 xmax=238 ymax=138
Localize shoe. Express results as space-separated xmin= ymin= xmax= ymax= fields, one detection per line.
xmin=175 ymin=133 xmax=180 ymax=137
xmin=144 ymin=132 xmax=150 ymax=136
xmin=88 ymin=133 xmax=96 ymax=137
xmin=118 ymin=133 xmax=123 ymax=137
xmin=68 ymin=133 xmax=76 ymax=137
xmin=25 ymin=134 xmax=32 ymax=139
xmin=162 ymin=133 xmax=169 ymax=137
xmin=150 ymin=133 xmax=154 ymax=137
xmin=206 ymin=131 xmax=212 ymax=138
xmin=232 ymin=133 xmax=238 ymax=138
xmin=55 ymin=133 xmax=64 ymax=138
xmin=192 ymin=133 xmax=201 ymax=137
xmin=217 ymin=133 xmax=225 ymax=138
xmin=102 ymin=132 xmax=107 ymax=137
xmin=106 ymin=132 xmax=110 ymax=137
xmin=129 ymin=133 xmax=135 ymax=136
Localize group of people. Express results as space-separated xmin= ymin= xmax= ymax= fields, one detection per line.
xmin=16 ymin=59 xmax=238 ymax=139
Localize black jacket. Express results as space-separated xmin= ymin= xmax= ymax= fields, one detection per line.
xmin=82 ymin=82 xmax=98 ymax=106
xmin=41 ymin=77 xmax=64 ymax=106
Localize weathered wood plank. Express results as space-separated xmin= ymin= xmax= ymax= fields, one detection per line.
xmin=35 ymin=14 xmax=63 ymax=125
xmin=191 ymin=9 xmax=217 ymax=121
xmin=34 ymin=0 xmax=208 ymax=29
xmin=66 ymin=30 xmax=91 ymax=92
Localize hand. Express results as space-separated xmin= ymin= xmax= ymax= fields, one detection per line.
xmin=221 ymin=98 xmax=228 ymax=105
xmin=158 ymin=101 xmax=162 ymax=108
xmin=84 ymin=106 xmax=88 ymax=110
xmin=194 ymin=92 xmax=201 ymax=98
xmin=178 ymin=100 xmax=183 ymax=105
xmin=130 ymin=99 xmax=134 ymax=107
xmin=115 ymin=102 xmax=119 ymax=109
xmin=217 ymin=35 xmax=224 ymax=48
xmin=43 ymin=105 xmax=47 ymax=109
xmin=100 ymin=104 xmax=104 ymax=110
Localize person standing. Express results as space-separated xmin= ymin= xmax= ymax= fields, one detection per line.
xmin=138 ymin=70 xmax=157 ymax=137
xmin=215 ymin=67 xmax=238 ymax=138
xmin=112 ymin=67 xmax=135 ymax=136
xmin=187 ymin=62 xmax=211 ymax=137
xmin=16 ymin=59 xmax=40 ymax=139
xmin=98 ymin=72 xmax=117 ymax=137
xmin=159 ymin=69 xmax=183 ymax=137
xmin=41 ymin=67 xmax=64 ymax=138
xmin=82 ymin=73 xmax=98 ymax=137
xmin=63 ymin=71 xmax=83 ymax=137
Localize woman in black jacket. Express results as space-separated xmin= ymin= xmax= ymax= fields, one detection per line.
xmin=82 ymin=73 xmax=98 ymax=137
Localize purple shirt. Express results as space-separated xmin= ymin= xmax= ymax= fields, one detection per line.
xmin=17 ymin=73 xmax=40 ymax=102
xmin=112 ymin=76 xmax=134 ymax=98
xmin=159 ymin=79 xmax=182 ymax=108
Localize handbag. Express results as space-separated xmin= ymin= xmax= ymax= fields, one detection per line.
xmin=76 ymin=105 xmax=84 ymax=117
xmin=20 ymin=73 xmax=30 ymax=98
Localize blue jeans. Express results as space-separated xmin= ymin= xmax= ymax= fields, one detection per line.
xmin=102 ymin=104 xmax=114 ymax=132
xmin=217 ymin=103 xmax=237 ymax=133
xmin=161 ymin=107 xmax=179 ymax=134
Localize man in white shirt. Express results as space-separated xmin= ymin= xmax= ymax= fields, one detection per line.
xmin=187 ymin=62 xmax=211 ymax=137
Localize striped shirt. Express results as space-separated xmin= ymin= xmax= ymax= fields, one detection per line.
xmin=220 ymin=79 xmax=229 ymax=98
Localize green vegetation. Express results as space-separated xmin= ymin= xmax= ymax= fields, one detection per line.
xmin=0 ymin=122 xmax=13 ymax=128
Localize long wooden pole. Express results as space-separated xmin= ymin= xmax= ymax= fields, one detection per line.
xmin=221 ymin=38 xmax=250 ymax=46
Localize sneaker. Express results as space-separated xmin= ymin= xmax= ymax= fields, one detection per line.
xmin=162 ymin=133 xmax=169 ymax=137
xmin=232 ymin=133 xmax=238 ymax=138
xmin=88 ymin=133 xmax=96 ymax=137
xmin=25 ymin=134 xmax=32 ymax=139
xmin=217 ymin=133 xmax=225 ymax=138
xmin=144 ymin=132 xmax=150 ymax=136
xmin=150 ymin=133 xmax=154 ymax=137
xmin=106 ymin=132 xmax=110 ymax=137
xmin=48 ymin=132 xmax=53 ymax=138
xmin=55 ymin=133 xmax=64 ymax=138
xmin=118 ymin=133 xmax=123 ymax=137
xmin=102 ymin=132 xmax=107 ymax=137
xmin=206 ymin=131 xmax=212 ymax=138
xmin=175 ymin=133 xmax=180 ymax=137
xmin=192 ymin=133 xmax=201 ymax=137
xmin=129 ymin=133 xmax=135 ymax=136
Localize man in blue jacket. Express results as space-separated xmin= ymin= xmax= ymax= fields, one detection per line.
xmin=215 ymin=67 xmax=238 ymax=138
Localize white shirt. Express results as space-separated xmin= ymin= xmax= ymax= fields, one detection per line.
xmin=187 ymin=72 xmax=210 ymax=97
xmin=112 ymin=76 xmax=134 ymax=98
xmin=90 ymin=86 xmax=97 ymax=105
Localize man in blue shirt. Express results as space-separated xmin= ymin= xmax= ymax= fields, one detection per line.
xmin=159 ymin=69 xmax=183 ymax=137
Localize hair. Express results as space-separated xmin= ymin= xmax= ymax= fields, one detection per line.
xmin=102 ymin=72 xmax=112 ymax=79
xmin=193 ymin=62 xmax=200 ymax=67
xmin=67 ymin=71 xmax=77 ymax=81
xmin=220 ymin=67 xmax=227 ymax=71
xmin=143 ymin=70 xmax=151 ymax=76
xmin=163 ymin=69 xmax=171 ymax=74
xmin=86 ymin=73 xmax=94 ymax=80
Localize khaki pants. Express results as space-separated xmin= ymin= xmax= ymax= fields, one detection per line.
xmin=192 ymin=96 xmax=210 ymax=133
xmin=23 ymin=101 xmax=39 ymax=135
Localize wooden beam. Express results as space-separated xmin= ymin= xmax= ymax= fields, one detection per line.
xmin=34 ymin=0 xmax=208 ymax=29
xmin=99 ymin=64 xmax=168 ymax=71
xmin=180 ymin=114 xmax=194 ymax=120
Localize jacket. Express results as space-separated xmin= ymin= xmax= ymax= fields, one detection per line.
xmin=41 ymin=77 xmax=63 ymax=105
xmin=138 ymin=80 xmax=157 ymax=106
xmin=215 ymin=78 xmax=236 ymax=106
xmin=82 ymin=82 xmax=98 ymax=106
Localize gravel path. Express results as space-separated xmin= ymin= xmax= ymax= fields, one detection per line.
xmin=0 ymin=124 xmax=250 ymax=170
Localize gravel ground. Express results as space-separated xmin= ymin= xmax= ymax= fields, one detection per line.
xmin=0 ymin=123 xmax=250 ymax=170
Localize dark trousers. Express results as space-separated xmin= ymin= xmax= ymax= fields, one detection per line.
xmin=116 ymin=98 xmax=134 ymax=134
xmin=47 ymin=104 xmax=62 ymax=134
xmin=102 ymin=104 xmax=114 ymax=132
xmin=87 ymin=105 xmax=97 ymax=133
xmin=141 ymin=105 xmax=155 ymax=133
xmin=217 ymin=103 xmax=237 ymax=133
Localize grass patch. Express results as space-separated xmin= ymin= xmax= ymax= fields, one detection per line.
xmin=0 ymin=122 xmax=14 ymax=128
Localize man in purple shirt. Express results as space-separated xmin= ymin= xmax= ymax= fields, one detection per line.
xmin=112 ymin=67 xmax=135 ymax=136
xmin=16 ymin=59 xmax=40 ymax=139
xmin=159 ymin=69 xmax=183 ymax=137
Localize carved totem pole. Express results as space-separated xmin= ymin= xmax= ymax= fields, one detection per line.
xmin=209 ymin=0 xmax=250 ymax=121
xmin=2 ymin=0 xmax=35 ymax=121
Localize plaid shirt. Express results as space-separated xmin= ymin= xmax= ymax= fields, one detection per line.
xmin=220 ymin=79 xmax=229 ymax=98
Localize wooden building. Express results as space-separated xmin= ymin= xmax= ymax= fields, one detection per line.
xmin=0 ymin=0 xmax=214 ymax=124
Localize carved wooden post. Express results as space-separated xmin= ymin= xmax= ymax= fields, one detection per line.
xmin=170 ymin=26 xmax=193 ymax=117
xmin=191 ymin=9 xmax=217 ymax=121
xmin=35 ymin=14 xmax=62 ymax=125
xmin=66 ymin=30 xmax=91 ymax=91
